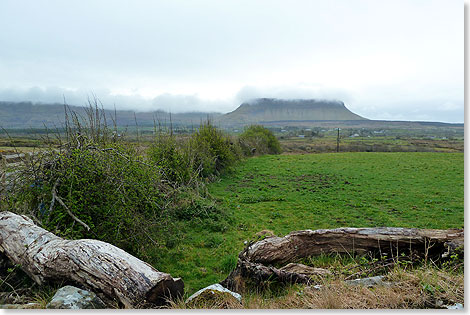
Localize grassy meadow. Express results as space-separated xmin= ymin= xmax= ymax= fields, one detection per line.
xmin=0 ymin=117 xmax=464 ymax=307
xmin=147 ymin=151 xmax=464 ymax=295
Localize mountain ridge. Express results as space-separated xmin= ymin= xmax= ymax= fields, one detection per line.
xmin=218 ymin=98 xmax=366 ymax=126
xmin=0 ymin=100 xmax=463 ymax=130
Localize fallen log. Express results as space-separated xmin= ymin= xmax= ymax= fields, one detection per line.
xmin=222 ymin=227 xmax=463 ymax=291
xmin=220 ymin=258 xmax=314 ymax=292
xmin=242 ymin=227 xmax=464 ymax=265
xmin=0 ymin=211 xmax=183 ymax=308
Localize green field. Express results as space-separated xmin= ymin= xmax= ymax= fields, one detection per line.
xmin=148 ymin=152 xmax=464 ymax=295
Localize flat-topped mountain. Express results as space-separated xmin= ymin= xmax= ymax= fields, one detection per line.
xmin=218 ymin=98 xmax=366 ymax=126
xmin=0 ymin=99 xmax=462 ymax=131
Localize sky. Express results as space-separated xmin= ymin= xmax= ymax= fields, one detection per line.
xmin=0 ymin=0 xmax=464 ymax=122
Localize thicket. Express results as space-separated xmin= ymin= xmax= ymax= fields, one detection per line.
xmin=4 ymin=104 xmax=171 ymax=254
xmin=148 ymin=120 xmax=242 ymax=185
xmin=3 ymin=104 xmax=275 ymax=257
xmin=239 ymin=125 xmax=282 ymax=155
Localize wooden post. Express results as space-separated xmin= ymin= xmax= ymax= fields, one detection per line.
xmin=336 ymin=128 xmax=340 ymax=152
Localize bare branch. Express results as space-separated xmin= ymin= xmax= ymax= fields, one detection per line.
xmin=51 ymin=180 xmax=90 ymax=231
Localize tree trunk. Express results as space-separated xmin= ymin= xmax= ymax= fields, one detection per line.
xmin=0 ymin=211 xmax=183 ymax=308
xmin=220 ymin=258 xmax=314 ymax=292
xmin=242 ymin=227 xmax=463 ymax=265
xmin=221 ymin=227 xmax=463 ymax=291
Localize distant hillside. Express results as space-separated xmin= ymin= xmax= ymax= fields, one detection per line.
xmin=0 ymin=100 xmax=462 ymax=131
xmin=218 ymin=98 xmax=366 ymax=126
xmin=0 ymin=101 xmax=222 ymax=129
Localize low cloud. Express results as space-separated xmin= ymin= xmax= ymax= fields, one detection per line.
xmin=0 ymin=87 xmax=234 ymax=113
xmin=235 ymin=85 xmax=355 ymax=104
xmin=0 ymin=86 xmax=463 ymax=123
xmin=351 ymin=99 xmax=464 ymax=123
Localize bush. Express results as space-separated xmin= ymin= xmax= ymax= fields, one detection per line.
xmin=148 ymin=121 xmax=242 ymax=183
xmin=239 ymin=125 xmax=281 ymax=155
xmin=5 ymin=105 xmax=241 ymax=258
xmin=189 ymin=121 xmax=241 ymax=178
xmin=15 ymin=140 xmax=170 ymax=254
xmin=148 ymin=133 xmax=194 ymax=185
xmin=7 ymin=101 xmax=178 ymax=254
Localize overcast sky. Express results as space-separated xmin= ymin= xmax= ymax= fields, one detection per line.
xmin=0 ymin=0 xmax=463 ymax=122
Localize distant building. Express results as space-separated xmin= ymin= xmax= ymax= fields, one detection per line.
xmin=350 ymin=133 xmax=360 ymax=138
xmin=298 ymin=135 xmax=305 ymax=138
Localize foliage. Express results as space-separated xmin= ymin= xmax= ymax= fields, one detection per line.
xmin=13 ymin=142 xmax=170 ymax=255
xmin=189 ymin=121 xmax=241 ymax=178
xmin=147 ymin=133 xmax=194 ymax=185
xmin=239 ymin=125 xmax=281 ymax=155
xmin=148 ymin=120 xmax=242 ymax=184
xmin=4 ymin=105 xmax=241 ymax=259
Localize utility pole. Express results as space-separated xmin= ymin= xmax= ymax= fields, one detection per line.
xmin=336 ymin=128 xmax=341 ymax=152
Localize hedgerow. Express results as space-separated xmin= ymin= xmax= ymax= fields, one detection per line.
xmin=5 ymin=104 xmax=243 ymax=256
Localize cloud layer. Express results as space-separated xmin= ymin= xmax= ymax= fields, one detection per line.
xmin=0 ymin=0 xmax=463 ymax=122
xmin=0 ymin=85 xmax=463 ymax=123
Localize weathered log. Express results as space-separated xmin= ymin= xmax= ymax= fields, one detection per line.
xmin=242 ymin=227 xmax=464 ymax=265
xmin=220 ymin=258 xmax=314 ymax=292
xmin=222 ymin=227 xmax=463 ymax=291
xmin=0 ymin=211 xmax=183 ymax=308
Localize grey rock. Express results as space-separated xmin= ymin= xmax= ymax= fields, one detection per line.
xmin=186 ymin=284 xmax=242 ymax=303
xmin=46 ymin=285 xmax=106 ymax=309
xmin=345 ymin=275 xmax=391 ymax=287
xmin=445 ymin=303 xmax=464 ymax=310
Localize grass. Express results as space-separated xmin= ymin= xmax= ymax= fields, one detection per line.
xmin=144 ymin=152 xmax=463 ymax=295
xmin=169 ymin=264 xmax=464 ymax=309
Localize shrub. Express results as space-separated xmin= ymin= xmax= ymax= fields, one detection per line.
xmin=239 ymin=125 xmax=281 ymax=155
xmin=8 ymin=101 xmax=177 ymax=254
xmin=15 ymin=140 xmax=170 ymax=254
xmin=148 ymin=133 xmax=194 ymax=185
xmin=5 ymin=104 xmax=243 ymax=260
xmin=189 ymin=121 xmax=241 ymax=178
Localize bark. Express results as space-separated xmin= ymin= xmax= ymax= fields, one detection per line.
xmin=0 ymin=211 xmax=183 ymax=308
xmin=242 ymin=227 xmax=464 ymax=265
xmin=222 ymin=227 xmax=463 ymax=291
xmin=220 ymin=258 xmax=313 ymax=292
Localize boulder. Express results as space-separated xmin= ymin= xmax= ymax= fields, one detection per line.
xmin=445 ymin=303 xmax=464 ymax=310
xmin=46 ymin=285 xmax=106 ymax=309
xmin=185 ymin=284 xmax=242 ymax=309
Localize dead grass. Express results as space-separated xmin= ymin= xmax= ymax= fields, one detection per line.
xmin=169 ymin=265 xmax=464 ymax=309
xmin=169 ymin=291 xmax=243 ymax=309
